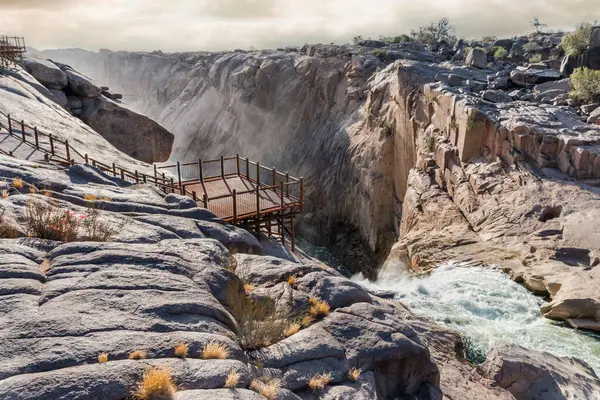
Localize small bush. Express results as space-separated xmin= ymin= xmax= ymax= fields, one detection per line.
xmin=348 ymin=368 xmax=361 ymax=382
xmin=11 ymin=178 xmax=23 ymax=189
xmin=284 ymin=323 xmax=301 ymax=337
xmin=493 ymin=46 xmax=508 ymax=60
xmin=309 ymin=298 xmax=330 ymax=319
xmin=411 ymin=18 xmax=456 ymax=45
xmin=134 ymin=367 xmax=176 ymax=400
xmin=562 ymin=22 xmax=593 ymax=56
xmin=467 ymin=110 xmax=487 ymax=130
xmin=202 ymin=342 xmax=229 ymax=360
xmin=570 ymin=67 xmax=600 ymax=103
xmin=250 ymin=377 xmax=281 ymax=400
xmin=25 ymin=198 xmax=79 ymax=242
xmin=529 ymin=54 xmax=542 ymax=63
xmin=98 ymin=352 xmax=109 ymax=363
xmin=372 ymin=49 xmax=387 ymax=59
xmin=423 ymin=135 xmax=436 ymax=153
xmin=80 ymin=206 xmax=121 ymax=242
xmin=173 ymin=343 xmax=188 ymax=358
xmin=379 ymin=121 xmax=393 ymax=137
xmin=226 ymin=280 xmax=294 ymax=350
xmin=308 ymin=372 xmax=332 ymax=391
xmin=287 ymin=275 xmax=297 ymax=287
xmin=224 ymin=370 xmax=240 ymax=388
xmin=1 ymin=190 xmax=8 ymax=199
xmin=524 ymin=42 xmax=540 ymax=52
xmin=243 ymin=283 xmax=254 ymax=293
xmin=129 ymin=350 xmax=147 ymax=360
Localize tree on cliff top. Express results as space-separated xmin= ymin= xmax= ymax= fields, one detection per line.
xmin=411 ymin=18 xmax=456 ymax=45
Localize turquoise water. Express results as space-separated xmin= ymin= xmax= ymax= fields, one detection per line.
xmin=352 ymin=262 xmax=600 ymax=374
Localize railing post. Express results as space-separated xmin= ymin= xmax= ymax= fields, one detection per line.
xmin=245 ymin=158 xmax=249 ymax=179
xmin=112 ymin=163 xmax=117 ymax=176
xmin=65 ymin=139 xmax=70 ymax=162
xmin=291 ymin=215 xmax=295 ymax=252
xmin=143 ymin=174 xmax=147 ymax=183
xmin=49 ymin=134 xmax=55 ymax=155
xmin=192 ymin=191 xmax=197 ymax=201
xmin=220 ymin=156 xmax=225 ymax=179
xmin=176 ymin=161 xmax=182 ymax=193
xmin=202 ymin=193 xmax=208 ymax=209
xmin=153 ymin=164 xmax=157 ymax=182
xmin=280 ymin=181 xmax=284 ymax=209
xmin=236 ymin=154 xmax=240 ymax=175
xmin=285 ymin=172 xmax=290 ymax=197
xmin=84 ymin=154 xmax=89 ymax=163
xmin=272 ymin=168 xmax=276 ymax=185
xmin=34 ymin=127 xmax=39 ymax=149
xmin=255 ymin=185 xmax=261 ymax=235
xmin=256 ymin=162 xmax=260 ymax=185
xmin=20 ymin=120 xmax=25 ymax=142
xmin=170 ymin=177 xmax=175 ymax=193
xmin=300 ymin=177 xmax=304 ymax=212
xmin=135 ymin=170 xmax=139 ymax=183
xmin=198 ymin=159 xmax=203 ymax=182
xmin=281 ymin=218 xmax=286 ymax=247
xmin=7 ymin=114 xmax=12 ymax=135
xmin=232 ymin=189 xmax=238 ymax=224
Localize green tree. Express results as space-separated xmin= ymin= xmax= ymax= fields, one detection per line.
xmin=531 ymin=17 xmax=547 ymax=33
xmin=410 ymin=18 xmax=457 ymax=45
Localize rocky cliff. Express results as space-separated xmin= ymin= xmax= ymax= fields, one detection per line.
xmin=35 ymin=32 xmax=600 ymax=331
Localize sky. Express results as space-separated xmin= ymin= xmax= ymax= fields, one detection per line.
xmin=0 ymin=0 xmax=598 ymax=52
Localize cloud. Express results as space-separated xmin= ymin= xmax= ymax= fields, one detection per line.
xmin=0 ymin=0 xmax=599 ymax=52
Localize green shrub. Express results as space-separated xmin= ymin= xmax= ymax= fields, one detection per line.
xmin=467 ymin=110 xmax=487 ymax=130
xmin=493 ymin=46 xmax=509 ymax=60
xmin=524 ymin=42 xmax=540 ymax=52
xmin=372 ymin=49 xmax=387 ymax=59
xmin=380 ymin=34 xmax=411 ymax=44
xmin=529 ymin=54 xmax=542 ymax=63
xmin=411 ymin=18 xmax=456 ymax=45
xmin=570 ymin=67 xmax=600 ymax=103
xmin=561 ymin=22 xmax=593 ymax=56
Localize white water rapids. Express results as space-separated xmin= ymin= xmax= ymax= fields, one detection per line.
xmin=352 ymin=262 xmax=600 ymax=374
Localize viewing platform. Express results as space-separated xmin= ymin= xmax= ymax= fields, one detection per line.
xmin=156 ymin=157 xmax=304 ymax=250
xmin=0 ymin=36 xmax=26 ymax=68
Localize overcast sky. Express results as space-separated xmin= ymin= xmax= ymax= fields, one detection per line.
xmin=0 ymin=0 xmax=598 ymax=52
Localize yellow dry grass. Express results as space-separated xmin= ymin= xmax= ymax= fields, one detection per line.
xmin=244 ymin=283 xmax=254 ymax=293
xmin=308 ymin=372 xmax=332 ymax=391
xmin=102 ymin=196 xmax=112 ymax=201
xmin=28 ymin=186 xmax=37 ymax=194
xmin=249 ymin=377 xmax=281 ymax=400
xmin=83 ymin=194 xmax=98 ymax=201
xmin=98 ymin=352 xmax=108 ymax=363
xmin=287 ymin=275 xmax=297 ymax=287
xmin=348 ymin=368 xmax=361 ymax=382
xmin=11 ymin=178 xmax=23 ymax=189
xmin=42 ymin=190 xmax=52 ymax=197
xmin=1 ymin=190 xmax=8 ymax=199
xmin=284 ymin=323 xmax=301 ymax=337
xmin=224 ymin=370 xmax=240 ymax=388
xmin=128 ymin=350 xmax=147 ymax=360
xmin=173 ymin=343 xmax=188 ymax=358
xmin=309 ymin=299 xmax=330 ymax=319
xmin=301 ymin=315 xmax=315 ymax=328
xmin=134 ymin=367 xmax=176 ymax=400
xmin=202 ymin=342 xmax=229 ymax=360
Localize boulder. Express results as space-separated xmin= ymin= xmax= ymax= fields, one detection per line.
xmin=494 ymin=39 xmax=515 ymax=51
xmin=482 ymin=90 xmax=512 ymax=103
xmin=63 ymin=67 xmax=102 ymax=98
xmin=465 ymin=48 xmax=488 ymax=69
xmin=22 ymin=57 xmax=68 ymax=89
xmin=510 ymin=68 xmax=561 ymax=87
xmin=481 ymin=344 xmax=600 ymax=400
xmin=587 ymin=107 xmax=600 ymax=124
xmin=533 ymin=78 xmax=571 ymax=95
xmin=560 ymin=54 xmax=578 ymax=77
xmin=80 ymin=95 xmax=174 ymax=163
xmin=48 ymin=89 xmax=67 ymax=107
xmin=358 ymin=40 xmax=387 ymax=48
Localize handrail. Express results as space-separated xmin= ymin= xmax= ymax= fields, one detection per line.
xmin=0 ymin=111 xmax=304 ymax=231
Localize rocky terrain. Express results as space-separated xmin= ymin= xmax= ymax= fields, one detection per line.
xmin=32 ymin=27 xmax=600 ymax=334
xmin=2 ymin=22 xmax=599 ymax=399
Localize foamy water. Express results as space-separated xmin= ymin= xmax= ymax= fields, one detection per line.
xmin=352 ymin=262 xmax=600 ymax=373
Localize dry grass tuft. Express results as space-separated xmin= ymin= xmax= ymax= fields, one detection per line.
xmin=202 ymin=342 xmax=229 ymax=360
xmin=102 ymin=196 xmax=112 ymax=201
xmin=301 ymin=314 xmax=315 ymax=328
xmin=83 ymin=194 xmax=98 ymax=201
xmin=243 ymin=283 xmax=254 ymax=293
xmin=38 ymin=259 xmax=51 ymax=274
xmin=249 ymin=377 xmax=281 ymax=400
xmin=28 ymin=186 xmax=36 ymax=194
xmin=308 ymin=372 xmax=332 ymax=391
xmin=98 ymin=352 xmax=109 ymax=363
xmin=25 ymin=198 xmax=80 ymax=242
xmin=1 ymin=190 xmax=8 ymax=199
xmin=309 ymin=299 xmax=330 ymax=319
xmin=224 ymin=370 xmax=241 ymax=388
xmin=129 ymin=350 xmax=148 ymax=360
xmin=226 ymin=280 xmax=294 ymax=350
xmin=42 ymin=190 xmax=52 ymax=197
xmin=173 ymin=343 xmax=188 ymax=359
xmin=80 ymin=206 xmax=121 ymax=242
xmin=348 ymin=368 xmax=361 ymax=382
xmin=287 ymin=275 xmax=297 ymax=287
xmin=11 ymin=178 xmax=23 ymax=189
xmin=284 ymin=323 xmax=301 ymax=337
xmin=134 ymin=367 xmax=176 ymax=400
